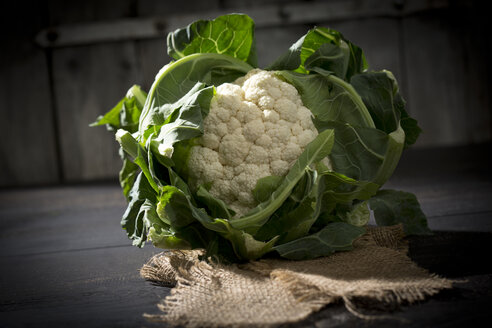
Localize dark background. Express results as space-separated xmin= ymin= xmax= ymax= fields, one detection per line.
xmin=1 ymin=0 xmax=490 ymax=188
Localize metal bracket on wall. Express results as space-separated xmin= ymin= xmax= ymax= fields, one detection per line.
xmin=35 ymin=0 xmax=450 ymax=48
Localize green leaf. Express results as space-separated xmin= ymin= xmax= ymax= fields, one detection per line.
xmin=274 ymin=222 xmax=365 ymax=260
xmin=118 ymin=148 xmax=139 ymax=199
xmin=148 ymin=83 xmax=215 ymax=158
xmin=140 ymin=199 xmax=189 ymax=250
xmin=368 ymin=189 xmax=431 ymax=235
xmin=343 ymin=201 xmax=370 ymax=227
xmin=174 ymin=222 xmax=219 ymax=250
xmin=91 ymin=85 xmax=147 ymax=133
xmin=230 ymin=129 xmax=335 ymax=234
xmin=268 ymin=27 xmax=366 ymax=80
xmin=196 ymin=185 xmax=235 ymax=219
xmin=116 ymin=130 xmax=160 ymax=192
xmin=148 ymin=225 xmax=192 ymax=250
xmin=252 ymin=175 xmax=283 ymax=203
xmin=218 ymin=219 xmax=279 ymax=260
xmin=351 ymin=72 xmax=400 ymax=134
xmin=158 ymin=181 xmax=277 ymax=260
xmin=304 ymin=43 xmax=349 ymax=79
xmin=315 ymin=121 xmax=403 ymax=186
xmin=400 ymin=110 xmax=422 ymax=147
xmin=318 ymin=171 xmax=379 ymax=205
xmin=255 ymin=195 xmax=316 ymax=244
xmin=254 ymin=170 xmax=318 ymax=243
xmin=256 ymin=170 xmax=377 ymax=244
xmin=351 ymin=70 xmax=422 ymax=147
xmin=139 ymin=53 xmax=252 ymax=138
xmin=168 ymin=167 xmax=193 ymax=197
xmin=277 ymin=71 xmax=375 ymax=128
xmin=157 ymin=185 xmax=196 ymax=228
xmin=121 ymin=173 xmax=157 ymax=247
xmin=167 ymin=13 xmax=257 ymax=67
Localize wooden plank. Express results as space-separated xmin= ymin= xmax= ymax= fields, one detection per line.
xmin=402 ymin=8 xmax=491 ymax=147
xmin=48 ymin=0 xmax=135 ymax=25
xmin=0 ymin=50 xmax=59 ymax=187
xmin=135 ymin=39 xmax=171 ymax=92
xmin=36 ymin=0 xmax=451 ymax=48
xmin=427 ymin=212 xmax=492 ymax=233
xmin=0 ymin=246 xmax=164 ymax=327
xmin=457 ymin=4 xmax=492 ymax=144
xmin=0 ymin=184 xmax=129 ymax=257
xmin=386 ymin=143 xmax=492 ymax=220
xmin=0 ymin=235 xmax=490 ymax=327
xmin=138 ymin=0 xmax=219 ymax=16
xmin=0 ymin=0 xmax=59 ymax=187
xmin=45 ymin=0 xmax=142 ymax=182
xmin=51 ymin=42 xmax=140 ymax=181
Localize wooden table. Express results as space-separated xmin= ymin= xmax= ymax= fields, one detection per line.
xmin=1 ymin=143 xmax=491 ymax=327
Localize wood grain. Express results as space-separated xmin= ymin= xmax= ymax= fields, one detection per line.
xmin=51 ymin=42 xmax=139 ymax=181
xmin=0 ymin=0 xmax=59 ymax=187
xmin=402 ymin=9 xmax=491 ymax=147
xmin=0 ymin=246 xmax=164 ymax=328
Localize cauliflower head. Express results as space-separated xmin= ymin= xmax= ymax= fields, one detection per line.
xmin=187 ymin=69 xmax=319 ymax=216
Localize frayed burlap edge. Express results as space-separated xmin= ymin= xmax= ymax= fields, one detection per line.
xmin=140 ymin=225 xmax=454 ymax=327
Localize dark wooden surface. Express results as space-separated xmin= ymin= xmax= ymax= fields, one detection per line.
xmin=1 ymin=143 xmax=492 ymax=327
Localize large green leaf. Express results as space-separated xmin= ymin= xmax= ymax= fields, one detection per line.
xmin=274 ymin=222 xmax=365 ymax=260
xmin=351 ymin=70 xmax=422 ymax=147
xmin=196 ymin=185 xmax=235 ymax=220
xmin=252 ymin=175 xmax=283 ymax=203
xmin=139 ymin=53 xmax=253 ymax=138
xmin=167 ymin=13 xmax=257 ymax=67
xmin=255 ymin=169 xmax=378 ymax=244
xmin=121 ymin=172 xmax=158 ymax=247
xmin=255 ymin=195 xmax=316 ymax=244
xmin=116 ymin=130 xmax=160 ymax=193
xmin=148 ymin=83 xmax=215 ymax=159
xmin=369 ymin=189 xmax=431 ymax=235
xmin=304 ymin=43 xmax=349 ymax=79
xmin=254 ymin=169 xmax=318 ymax=243
xmin=118 ymin=148 xmax=139 ymax=199
xmin=158 ymin=180 xmax=278 ymax=260
xmin=351 ymin=72 xmax=401 ymax=134
xmin=277 ymin=70 xmax=375 ymax=128
xmin=157 ymin=185 xmax=196 ymax=228
xmin=268 ymin=27 xmax=366 ymax=80
xmin=315 ymin=121 xmax=403 ymax=186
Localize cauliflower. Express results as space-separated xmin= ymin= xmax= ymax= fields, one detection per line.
xmin=187 ymin=69 xmax=319 ymax=216
xmin=96 ymin=14 xmax=426 ymax=262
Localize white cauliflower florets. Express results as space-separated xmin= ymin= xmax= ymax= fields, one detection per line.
xmin=188 ymin=69 xmax=319 ymax=216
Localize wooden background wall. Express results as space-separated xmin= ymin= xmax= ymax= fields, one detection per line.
xmin=1 ymin=0 xmax=490 ymax=187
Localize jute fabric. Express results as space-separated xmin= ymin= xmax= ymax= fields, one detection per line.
xmin=140 ymin=225 xmax=453 ymax=327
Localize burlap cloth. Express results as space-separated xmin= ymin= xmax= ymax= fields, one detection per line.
xmin=140 ymin=225 xmax=453 ymax=327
